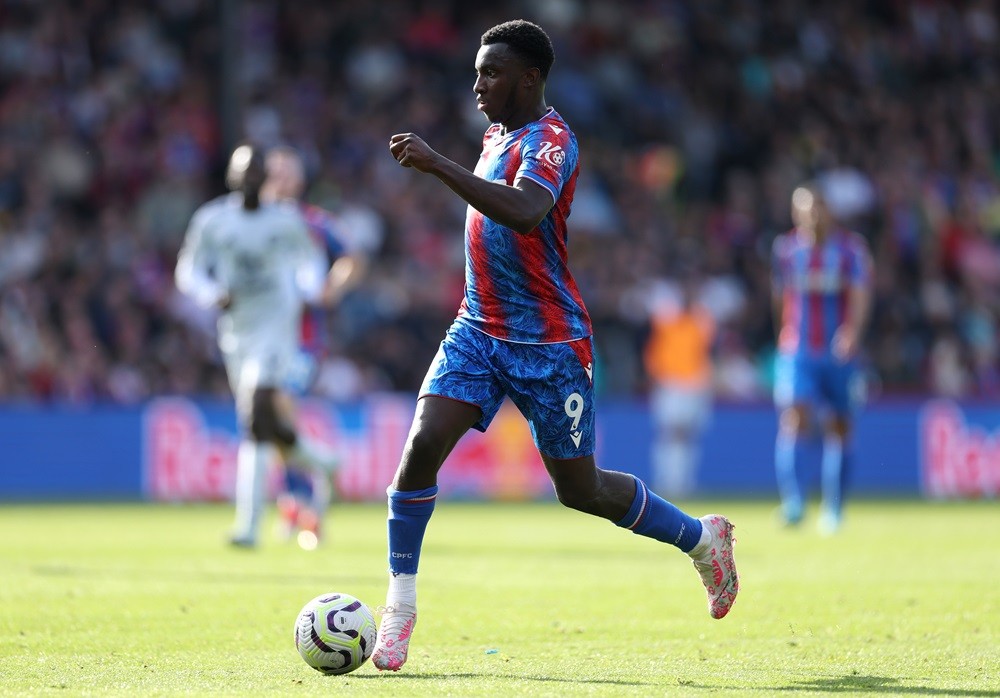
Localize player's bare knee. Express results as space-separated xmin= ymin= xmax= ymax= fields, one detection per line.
xmin=780 ymin=406 xmax=808 ymax=435
xmin=401 ymin=425 xmax=453 ymax=470
xmin=828 ymin=416 xmax=851 ymax=439
xmin=553 ymin=484 xmax=592 ymax=513
xmin=551 ymin=476 xmax=601 ymax=514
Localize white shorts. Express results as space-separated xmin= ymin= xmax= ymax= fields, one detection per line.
xmin=222 ymin=342 xmax=312 ymax=419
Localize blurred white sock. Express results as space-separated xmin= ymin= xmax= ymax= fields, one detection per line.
xmin=232 ymin=440 xmax=268 ymax=542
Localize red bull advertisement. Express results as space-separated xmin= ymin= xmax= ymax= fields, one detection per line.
xmin=921 ymin=401 xmax=1000 ymax=499
xmin=1 ymin=397 xmax=997 ymax=501
xmin=143 ymin=395 xmax=553 ymax=502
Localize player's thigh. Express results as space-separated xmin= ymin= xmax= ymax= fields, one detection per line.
xmin=232 ymin=341 xmax=296 ymax=395
xmin=231 ymin=342 xmax=298 ymax=435
xmin=503 ymin=337 xmax=596 ymax=460
xmin=419 ymin=322 xmax=505 ymax=433
xmin=819 ymin=359 xmax=861 ymax=428
xmin=404 ymin=395 xmax=483 ymax=468
xmin=774 ymin=354 xmax=818 ymax=413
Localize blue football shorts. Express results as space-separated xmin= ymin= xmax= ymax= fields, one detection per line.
xmin=420 ymin=321 xmax=596 ymax=459
xmin=774 ymin=352 xmax=863 ymax=417
xmin=281 ymin=350 xmax=320 ymax=397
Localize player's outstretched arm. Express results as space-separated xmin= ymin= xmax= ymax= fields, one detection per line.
xmin=389 ymin=133 xmax=551 ymax=234
xmin=321 ymin=253 xmax=367 ymax=307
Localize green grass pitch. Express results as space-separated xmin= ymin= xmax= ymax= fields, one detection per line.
xmin=0 ymin=499 xmax=997 ymax=697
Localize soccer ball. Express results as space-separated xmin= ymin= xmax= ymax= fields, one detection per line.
xmin=294 ymin=592 xmax=377 ymax=675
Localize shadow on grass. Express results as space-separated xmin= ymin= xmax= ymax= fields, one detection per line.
xmin=685 ymin=674 xmax=998 ymax=696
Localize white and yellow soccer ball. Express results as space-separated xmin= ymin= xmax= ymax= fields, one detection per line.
xmin=294 ymin=592 xmax=376 ymax=675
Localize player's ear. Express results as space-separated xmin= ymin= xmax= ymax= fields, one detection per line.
xmin=522 ymin=66 xmax=541 ymax=90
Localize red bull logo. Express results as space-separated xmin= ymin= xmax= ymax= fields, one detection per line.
xmin=142 ymin=397 xmax=551 ymax=502
xmin=921 ymin=401 xmax=1000 ymax=498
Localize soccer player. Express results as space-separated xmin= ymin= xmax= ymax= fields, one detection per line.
xmin=771 ymin=183 xmax=873 ymax=534
xmin=261 ymin=145 xmax=367 ymax=548
xmin=175 ymin=143 xmax=340 ymax=548
xmin=371 ymin=20 xmax=739 ymax=672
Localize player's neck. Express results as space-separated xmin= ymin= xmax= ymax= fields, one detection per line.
xmin=799 ymin=225 xmax=830 ymax=245
xmin=499 ymin=100 xmax=549 ymax=136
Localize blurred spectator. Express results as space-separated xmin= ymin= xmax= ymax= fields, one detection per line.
xmin=0 ymin=0 xmax=997 ymax=404
xmin=643 ymin=276 xmax=715 ymax=497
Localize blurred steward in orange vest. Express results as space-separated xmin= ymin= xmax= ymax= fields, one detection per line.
xmin=644 ymin=279 xmax=715 ymax=497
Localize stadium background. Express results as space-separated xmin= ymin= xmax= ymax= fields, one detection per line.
xmin=0 ymin=0 xmax=996 ymax=501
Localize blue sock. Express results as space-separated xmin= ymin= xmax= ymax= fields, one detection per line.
xmin=775 ymin=431 xmax=802 ymax=522
xmin=615 ymin=476 xmax=703 ymax=552
xmin=386 ymin=486 xmax=438 ymax=575
xmin=821 ymin=435 xmax=846 ymax=517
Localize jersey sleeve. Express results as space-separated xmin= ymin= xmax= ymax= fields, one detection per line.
xmin=175 ymin=203 xmax=227 ymax=308
xmin=515 ymin=125 xmax=576 ymax=204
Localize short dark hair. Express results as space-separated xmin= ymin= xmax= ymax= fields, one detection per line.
xmin=481 ymin=20 xmax=554 ymax=79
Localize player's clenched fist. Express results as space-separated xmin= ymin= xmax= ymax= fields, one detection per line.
xmin=389 ymin=133 xmax=438 ymax=172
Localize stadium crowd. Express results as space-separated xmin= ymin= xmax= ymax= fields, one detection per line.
xmin=0 ymin=0 xmax=997 ymax=403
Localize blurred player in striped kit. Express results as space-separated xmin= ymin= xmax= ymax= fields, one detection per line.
xmin=370 ymin=19 xmax=739 ymax=673
xmin=175 ymin=144 xmax=342 ymax=548
xmin=771 ymin=182 xmax=874 ymax=534
xmin=261 ymin=146 xmax=367 ymax=549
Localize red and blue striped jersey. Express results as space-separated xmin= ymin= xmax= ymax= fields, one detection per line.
xmin=298 ymin=202 xmax=347 ymax=355
xmin=772 ymin=228 xmax=872 ymax=357
xmin=457 ymin=108 xmax=592 ymax=344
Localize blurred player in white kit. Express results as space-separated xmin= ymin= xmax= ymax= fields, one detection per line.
xmin=175 ymin=143 xmax=340 ymax=547
xmin=261 ymin=145 xmax=367 ymax=548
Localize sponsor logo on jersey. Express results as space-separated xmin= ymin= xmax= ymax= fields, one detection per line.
xmin=798 ymin=270 xmax=847 ymax=293
xmin=537 ymin=141 xmax=565 ymax=167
